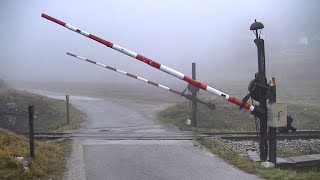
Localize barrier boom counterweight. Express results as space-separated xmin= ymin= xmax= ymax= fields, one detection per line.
xmin=66 ymin=52 xmax=215 ymax=109
xmin=42 ymin=13 xmax=258 ymax=114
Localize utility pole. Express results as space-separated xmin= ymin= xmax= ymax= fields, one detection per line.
xmin=192 ymin=63 xmax=197 ymax=127
xmin=250 ymin=20 xmax=268 ymax=161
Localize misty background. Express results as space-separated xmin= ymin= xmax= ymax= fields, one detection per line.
xmin=0 ymin=0 xmax=319 ymax=98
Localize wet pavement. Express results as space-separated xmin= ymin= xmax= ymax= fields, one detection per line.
xmin=26 ymin=89 xmax=260 ymax=180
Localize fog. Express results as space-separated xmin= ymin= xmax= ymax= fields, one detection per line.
xmin=1 ymin=0 xmax=319 ymax=89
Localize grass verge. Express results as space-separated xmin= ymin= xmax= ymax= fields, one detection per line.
xmin=157 ymin=98 xmax=320 ymax=131
xmin=0 ymin=128 xmax=71 ymax=179
xmin=199 ymin=138 xmax=320 ymax=180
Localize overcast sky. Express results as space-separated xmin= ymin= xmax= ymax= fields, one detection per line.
xmin=0 ymin=0 xmax=319 ymax=87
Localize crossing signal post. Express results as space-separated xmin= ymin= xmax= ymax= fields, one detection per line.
xmin=248 ymin=21 xmax=294 ymax=163
xmin=250 ymin=20 xmax=268 ymax=161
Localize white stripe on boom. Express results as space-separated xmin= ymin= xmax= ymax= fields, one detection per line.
xmin=206 ymin=86 xmax=229 ymax=100
xmin=112 ymin=44 xmax=138 ymax=58
xmin=159 ymin=65 xmax=185 ymax=79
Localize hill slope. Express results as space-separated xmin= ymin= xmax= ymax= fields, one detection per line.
xmin=0 ymin=86 xmax=84 ymax=133
xmin=0 ymin=128 xmax=70 ymax=179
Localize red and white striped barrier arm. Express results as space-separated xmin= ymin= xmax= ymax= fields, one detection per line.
xmin=66 ymin=52 xmax=184 ymax=96
xmin=42 ymin=13 xmax=254 ymax=112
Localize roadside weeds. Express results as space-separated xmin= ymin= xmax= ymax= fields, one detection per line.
xmin=199 ymin=138 xmax=320 ymax=180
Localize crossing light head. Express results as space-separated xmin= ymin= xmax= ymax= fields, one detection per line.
xmin=250 ymin=19 xmax=264 ymax=39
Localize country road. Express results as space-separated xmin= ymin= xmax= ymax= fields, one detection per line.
xmin=25 ymin=89 xmax=260 ymax=180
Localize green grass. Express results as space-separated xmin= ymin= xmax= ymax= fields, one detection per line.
xmin=0 ymin=128 xmax=71 ymax=179
xmin=158 ymin=98 xmax=257 ymax=131
xmin=157 ymin=98 xmax=320 ymax=131
xmin=288 ymin=102 xmax=320 ymax=130
xmin=0 ymin=84 xmax=85 ymax=179
xmin=200 ymin=138 xmax=320 ymax=180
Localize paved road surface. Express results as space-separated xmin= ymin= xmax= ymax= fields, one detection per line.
xmin=26 ymin=89 xmax=260 ymax=180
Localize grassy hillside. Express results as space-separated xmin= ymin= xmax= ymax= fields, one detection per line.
xmin=158 ymin=98 xmax=320 ymax=131
xmin=0 ymin=128 xmax=70 ymax=179
xmin=287 ymin=102 xmax=320 ymax=130
xmin=0 ymin=86 xmax=85 ymax=133
xmin=0 ymin=81 xmax=85 ymax=179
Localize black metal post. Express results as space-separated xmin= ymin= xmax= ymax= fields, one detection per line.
xmin=66 ymin=95 xmax=70 ymax=125
xmin=28 ymin=105 xmax=35 ymax=158
xmin=269 ymin=78 xmax=277 ymax=164
xmin=254 ymin=31 xmax=268 ymax=161
xmin=192 ymin=63 xmax=197 ymax=127
xmin=269 ymin=127 xmax=277 ymax=163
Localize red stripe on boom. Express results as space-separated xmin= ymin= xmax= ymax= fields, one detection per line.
xmin=147 ymin=80 xmax=159 ymax=86
xmin=150 ymin=61 xmax=161 ymax=69
xmin=126 ymin=73 xmax=137 ymax=79
xmin=86 ymin=59 xmax=96 ymax=64
xmin=228 ymin=96 xmax=251 ymax=110
xmin=136 ymin=55 xmax=161 ymax=69
xmin=183 ymin=76 xmax=207 ymax=90
xmin=169 ymin=89 xmax=183 ymax=96
xmin=66 ymin=52 xmax=76 ymax=57
xmin=105 ymin=66 xmax=116 ymax=71
xmin=88 ymin=34 xmax=113 ymax=47
xmin=41 ymin=14 xmax=66 ymax=26
xmin=136 ymin=54 xmax=146 ymax=62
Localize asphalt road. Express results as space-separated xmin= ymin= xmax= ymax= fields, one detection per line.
xmin=26 ymin=89 xmax=259 ymax=180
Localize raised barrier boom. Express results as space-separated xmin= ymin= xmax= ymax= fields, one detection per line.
xmin=66 ymin=52 xmax=215 ymax=109
xmin=41 ymin=13 xmax=255 ymax=112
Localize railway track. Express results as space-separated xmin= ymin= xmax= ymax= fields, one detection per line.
xmin=219 ymin=134 xmax=320 ymax=141
xmin=205 ymin=130 xmax=320 ymax=141
xmin=23 ymin=132 xmax=210 ymax=140
xmin=22 ymin=130 xmax=320 ymax=141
